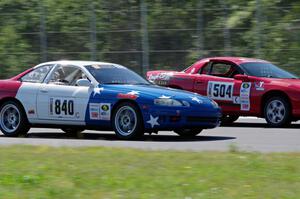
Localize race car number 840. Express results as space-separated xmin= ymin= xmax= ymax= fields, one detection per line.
xmin=50 ymin=97 xmax=74 ymax=117
xmin=207 ymin=81 xmax=234 ymax=101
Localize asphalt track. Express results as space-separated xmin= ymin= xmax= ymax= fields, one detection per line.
xmin=0 ymin=117 xmax=299 ymax=153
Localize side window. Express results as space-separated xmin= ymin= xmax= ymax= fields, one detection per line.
xmin=21 ymin=65 xmax=53 ymax=83
xmin=199 ymin=63 xmax=210 ymax=74
xmin=49 ymin=65 xmax=89 ymax=86
xmin=210 ymin=62 xmax=239 ymax=78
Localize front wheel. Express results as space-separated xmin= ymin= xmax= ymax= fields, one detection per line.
xmin=112 ymin=102 xmax=144 ymax=139
xmin=174 ymin=129 xmax=203 ymax=137
xmin=264 ymin=96 xmax=291 ymax=127
xmin=0 ymin=100 xmax=30 ymax=137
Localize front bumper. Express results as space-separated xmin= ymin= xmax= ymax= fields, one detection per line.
xmin=142 ymin=106 xmax=222 ymax=130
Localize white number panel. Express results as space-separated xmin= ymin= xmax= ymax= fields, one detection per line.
xmin=49 ymin=97 xmax=76 ymax=118
xmin=207 ymin=81 xmax=234 ymax=101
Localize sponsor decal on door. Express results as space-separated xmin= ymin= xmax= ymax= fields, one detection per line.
xmin=89 ymin=103 xmax=111 ymax=120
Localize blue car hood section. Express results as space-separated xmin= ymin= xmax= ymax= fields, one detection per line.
xmin=101 ymin=84 xmax=210 ymax=103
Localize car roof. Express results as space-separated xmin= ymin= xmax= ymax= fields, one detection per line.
xmin=34 ymin=60 xmax=122 ymax=68
xmin=204 ymin=57 xmax=270 ymax=65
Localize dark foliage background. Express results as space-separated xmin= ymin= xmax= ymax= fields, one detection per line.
xmin=0 ymin=0 xmax=299 ymax=78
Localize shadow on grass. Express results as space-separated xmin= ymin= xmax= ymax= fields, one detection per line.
xmin=0 ymin=132 xmax=236 ymax=142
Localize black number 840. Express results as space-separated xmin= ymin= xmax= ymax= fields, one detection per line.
xmin=50 ymin=99 xmax=74 ymax=115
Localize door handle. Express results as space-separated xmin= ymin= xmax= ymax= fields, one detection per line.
xmin=196 ymin=81 xmax=204 ymax=84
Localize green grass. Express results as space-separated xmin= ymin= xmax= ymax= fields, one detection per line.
xmin=0 ymin=146 xmax=299 ymax=199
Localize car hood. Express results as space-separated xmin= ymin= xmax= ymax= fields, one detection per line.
xmin=285 ymin=79 xmax=300 ymax=87
xmin=267 ymin=78 xmax=300 ymax=88
xmin=99 ymin=84 xmax=214 ymax=105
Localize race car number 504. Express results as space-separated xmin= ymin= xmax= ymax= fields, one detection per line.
xmin=207 ymin=81 xmax=234 ymax=101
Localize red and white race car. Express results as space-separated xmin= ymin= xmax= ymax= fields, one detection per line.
xmin=147 ymin=57 xmax=300 ymax=127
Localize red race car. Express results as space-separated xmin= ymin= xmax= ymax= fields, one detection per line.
xmin=147 ymin=57 xmax=300 ymax=127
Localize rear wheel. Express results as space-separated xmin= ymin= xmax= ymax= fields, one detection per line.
xmin=174 ymin=129 xmax=202 ymax=137
xmin=0 ymin=100 xmax=30 ymax=137
xmin=112 ymin=102 xmax=144 ymax=139
xmin=264 ymin=96 xmax=291 ymax=127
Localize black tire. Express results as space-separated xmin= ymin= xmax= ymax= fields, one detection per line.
xmin=174 ymin=129 xmax=203 ymax=137
xmin=61 ymin=128 xmax=85 ymax=137
xmin=221 ymin=115 xmax=239 ymax=125
xmin=264 ymin=96 xmax=291 ymax=127
xmin=112 ymin=102 xmax=144 ymax=139
xmin=0 ymin=100 xmax=30 ymax=137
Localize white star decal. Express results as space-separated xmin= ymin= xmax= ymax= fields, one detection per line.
xmin=147 ymin=115 xmax=159 ymax=128
xmin=190 ymin=96 xmax=203 ymax=104
xmin=159 ymin=95 xmax=171 ymax=99
xmin=127 ymin=90 xmax=140 ymax=95
xmin=93 ymin=87 xmax=104 ymax=97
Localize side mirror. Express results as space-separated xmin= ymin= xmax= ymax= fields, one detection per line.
xmin=76 ymin=79 xmax=92 ymax=87
xmin=234 ymin=74 xmax=249 ymax=81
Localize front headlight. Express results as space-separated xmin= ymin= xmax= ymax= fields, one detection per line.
xmin=154 ymin=98 xmax=183 ymax=106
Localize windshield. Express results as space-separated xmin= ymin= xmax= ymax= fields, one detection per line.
xmin=240 ymin=62 xmax=298 ymax=79
xmin=85 ymin=64 xmax=150 ymax=85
